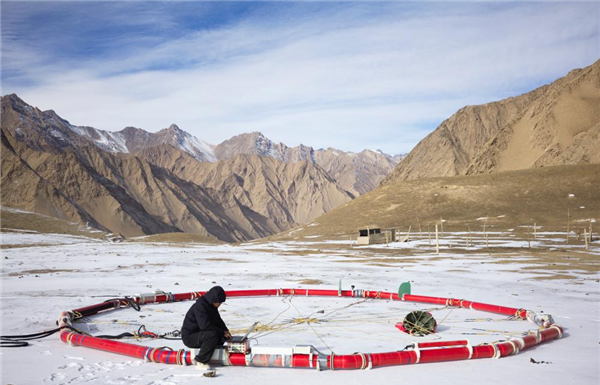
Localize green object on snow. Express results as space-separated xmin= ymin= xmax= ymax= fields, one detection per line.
xmin=338 ymin=279 xmax=342 ymax=296
xmin=398 ymin=282 xmax=411 ymax=298
xmin=403 ymin=310 xmax=437 ymax=336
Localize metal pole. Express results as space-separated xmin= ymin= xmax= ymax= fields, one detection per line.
xmin=567 ymin=207 xmax=570 ymax=244
xmin=483 ymin=220 xmax=488 ymax=248
xmin=428 ymin=224 xmax=431 ymax=245
xmin=435 ymin=224 xmax=439 ymax=255
xmin=468 ymin=224 xmax=472 ymax=247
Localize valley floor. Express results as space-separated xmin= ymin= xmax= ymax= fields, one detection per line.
xmin=1 ymin=231 xmax=599 ymax=385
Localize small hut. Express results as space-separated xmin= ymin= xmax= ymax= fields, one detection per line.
xmin=357 ymin=226 xmax=396 ymax=245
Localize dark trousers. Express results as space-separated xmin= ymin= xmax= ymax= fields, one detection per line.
xmin=183 ymin=330 xmax=223 ymax=364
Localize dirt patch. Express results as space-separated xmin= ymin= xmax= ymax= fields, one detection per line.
xmin=205 ymin=258 xmax=247 ymax=264
xmin=9 ymin=269 xmax=76 ymax=276
xmin=1 ymin=243 xmax=56 ymax=249
xmin=530 ymin=274 xmax=579 ymax=281
xmin=297 ymin=279 xmax=325 ymax=285
xmin=128 ymin=233 xmax=223 ymax=245
xmin=130 ymin=263 xmax=169 ymax=268
xmin=335 ymin=258 xmax=419 ymax=265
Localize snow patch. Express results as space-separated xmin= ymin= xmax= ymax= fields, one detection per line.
xmin=177 ymin=133 xmax=216 ymax=162
xmin=49 ymin=129 xmax=66 ymax=139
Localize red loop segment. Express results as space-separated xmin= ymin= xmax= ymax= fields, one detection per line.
xmin=59 ymin=288 xmax=563 ymax=370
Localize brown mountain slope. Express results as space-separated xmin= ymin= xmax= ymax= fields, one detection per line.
xmin=137 ymin=145 xmax=353 ymax=231
xmin=214 ymin=132 xmax=400 ymax=195
xmin=1 ymin=127 xmax=183 ymax=237
xmin=1 ymin=123 xmax=283 ymax=241
xmin=1 ymin=130 xmax=106 ymax=231
xmin=383 ymin=60 xmax=600 ymax=184
xmin=466 ymin=63 xmax=600 ymax=174
xmin=10 ymin=101 xmax=399 ymax=198
xmin=272 ymin=164 xmax=600 ymax=240
xmin=314 ymin=149 xmax=400 ymax=196
xmin=1 ymin=95 xmax=353 ymax=241
xmin=0 ymin=96 xmax=258 ymax=239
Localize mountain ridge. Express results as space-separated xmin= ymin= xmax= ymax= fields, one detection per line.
xmin=1 ymin=95 xmax=355 ymax=241
xmin=2 ymin=96 xmax=402 ymax=197
xmin=382 ymin=59 xmax=600 ymax=184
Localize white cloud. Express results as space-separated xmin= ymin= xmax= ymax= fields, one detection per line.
xmin=3 ymin=2 xmax=599 ymax=154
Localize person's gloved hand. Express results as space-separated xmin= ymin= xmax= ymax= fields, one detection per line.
xmin=224 ymin=331 xmax=232 ymax=339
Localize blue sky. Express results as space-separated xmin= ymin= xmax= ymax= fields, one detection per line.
xmin=1 ymin=1 xmax=599 ymax=154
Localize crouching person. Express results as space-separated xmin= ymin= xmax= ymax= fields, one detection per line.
xmin=181 ymin=286 xmax=231 ymax=370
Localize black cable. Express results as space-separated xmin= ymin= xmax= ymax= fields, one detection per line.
xmin=94 ymin=332 xmax=136 ymax=339
xmin=1 ymin=321 xmax=179 ymax=348
xmin=1 ymin=327 xmax=64 ymax=340
xmin=160 ymin=330 xmax=182 ymax=340
xmin=103 ymin=297 xmax=141 ymax=312
xmin=125 ymin=297 xmax=141 ymax=311
xmin=0 ymin=326 xmax=72 ymax=348
xmin=95 ymin=326 xmax=181 ymax=341
xmin=0 ymin=340 xmax=29 ymax=347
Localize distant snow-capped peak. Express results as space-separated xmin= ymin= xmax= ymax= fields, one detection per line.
xmin=167 ymin=124 xmax=216 ymax=162
xmin=67 ymin=124 xmax=129 ymax=153
xmin=65 ymin=122 xmax=216 ymax=162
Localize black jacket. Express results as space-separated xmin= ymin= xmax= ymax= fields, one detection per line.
xmin=181 ymin=286 xmax=228 ymax=343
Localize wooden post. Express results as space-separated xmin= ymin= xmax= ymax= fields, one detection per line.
xmin=528 ymin=224 xmax=531 ymax=249
xmin=534 ymin=222 xmax=537 ymax=239
xmin=428 ymin=224 xmax=431 ymax=245
xmin=567 ymin=207 xmax=570 ymax=244
xmin=468 ymin=224 xmax=472 ymax=247
xmin=435 ymin=224 xmax=439 ymax=255
xmin=590 ymin=221 xmax=594 ymax=243
xmin=465 ymin=225 xmax=469 ymax=247
xmin=584 ymin=228 xmax=589 ymax=250
xmin=483 ymin=220 xmax=488 ymax=249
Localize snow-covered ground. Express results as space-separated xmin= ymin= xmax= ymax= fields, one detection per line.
xmin=1 ymin=232 xmax=599 ymax=384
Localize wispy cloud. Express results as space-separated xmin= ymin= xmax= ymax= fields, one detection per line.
xmin=2 ymin=2 xmax=598 ymax=154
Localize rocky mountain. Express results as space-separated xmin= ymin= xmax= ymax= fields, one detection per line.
xmin=382 ymin=59 xmax=600 ymax=185
xmin=215 ymin=132 xmax=402 ymax=195
xmin=138 ymin=145 xmax=352 ymax=229
xmin=26 ymin=115 xmax=401 ymax=196
xmin=214 ymin=132 xmax=307 ymax=162
xmin=314 ymin=148 xmax=403 ymax=196
xmin=0 ymin=94 xmax=352 ymax=241
xmin=69 ymin=122 xmax=216 ymax=162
